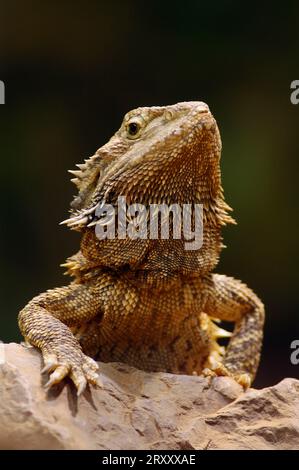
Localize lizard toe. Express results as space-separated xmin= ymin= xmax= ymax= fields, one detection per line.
xmin=41 ymin=353 xmax=59 ymax=374
xmin=233 ymin=373 xmax=252 ymax=389
xmin=44 ymin=364 xmax=70 ymax=389
xmin=70 ymin=366 xmax=88 ymax=395
xmin=82 ymin=362 xmax=102 ymax=387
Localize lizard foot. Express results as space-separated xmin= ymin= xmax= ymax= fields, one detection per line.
xmin=202 ymin=359 xmax=251 ymax=389
xmin=41 ymin=346 xmax=102 ymax=395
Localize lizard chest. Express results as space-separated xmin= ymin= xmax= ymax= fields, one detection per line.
xmin=95 ymin=280 xmax=212 ymax=374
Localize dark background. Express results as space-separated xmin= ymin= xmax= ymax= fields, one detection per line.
xmin=0 ymin=0 xmax=298 ymax=387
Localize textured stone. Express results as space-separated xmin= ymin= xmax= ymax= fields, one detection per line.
xmin=0 ymin=343 xmax=298 ymax=450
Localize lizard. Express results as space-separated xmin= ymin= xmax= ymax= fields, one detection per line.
xmin=18 ymin=101 xmax=265 ymax=395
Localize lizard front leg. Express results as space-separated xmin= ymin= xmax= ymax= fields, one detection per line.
xmin=18 ymin=281 xmax=104 ymax=394
xmin=203 ymin=273 xmax=265 ymax=387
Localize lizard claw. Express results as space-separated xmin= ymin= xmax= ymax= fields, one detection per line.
xmin=234 ymin=373 xmax=251 ymax=389
xmin=44 ymin=364 xmax=69 ymax=389
xmin=70 ymin=370 xmax=87 ymax=396
xmin=41 ymin=353 xmax=59 ymax=374
xmin=202 ymin=360 xmax=252 ymax=389
xmin=41 ymin=347 xmax=102 ymax=394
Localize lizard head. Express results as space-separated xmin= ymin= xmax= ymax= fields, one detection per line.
xmin=62 ymin=101 xmax=234 ymax=230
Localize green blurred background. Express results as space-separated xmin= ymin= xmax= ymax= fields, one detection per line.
xmin=0 ymin=0 xmax=298 ymax=387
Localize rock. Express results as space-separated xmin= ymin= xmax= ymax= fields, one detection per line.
xmin=0 ymin=342 xmax=298 ymax=450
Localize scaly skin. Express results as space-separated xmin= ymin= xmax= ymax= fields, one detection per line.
xmin=19 ymin=102 xmax=265 ymax=394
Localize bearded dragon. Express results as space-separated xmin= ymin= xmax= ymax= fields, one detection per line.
xmin=19 ymin=101 xmax=265 ymax=395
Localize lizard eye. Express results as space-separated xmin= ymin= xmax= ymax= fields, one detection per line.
xmin=127 ymin=122 xmax=140 ymax=136
xmin=125 ymin=116 xmax=144 ymax=139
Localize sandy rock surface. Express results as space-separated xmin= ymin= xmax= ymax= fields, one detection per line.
xmin=0 ymin=343 xmax=298 ymax=450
